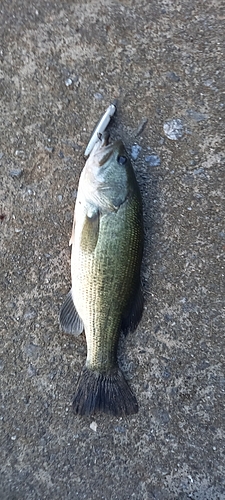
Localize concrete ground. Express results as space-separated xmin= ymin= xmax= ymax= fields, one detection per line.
xmin=1 ymin=1 xmax=224 ymax=499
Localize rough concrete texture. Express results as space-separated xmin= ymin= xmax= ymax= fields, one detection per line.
xmin=1 ymin=1 xmax=224 ymax=499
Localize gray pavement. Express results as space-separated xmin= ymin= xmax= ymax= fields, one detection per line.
xmin=0 ymin=1 xmax=224 ymax=499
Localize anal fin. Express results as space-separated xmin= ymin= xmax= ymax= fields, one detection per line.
xmin=59 ymin=290 xmax=84 ymax=335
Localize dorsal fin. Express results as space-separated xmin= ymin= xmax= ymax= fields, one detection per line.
xmin=121 ymin=284 xmax=143 ymax=335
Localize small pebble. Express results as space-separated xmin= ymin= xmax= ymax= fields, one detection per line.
xmin=131 ymin=144 xmax=142 ymax=160
xmin=145 ymin=154 xmax=161 ymax=166
xmin=10 ymin=168 xmax=23 ymax=178
xmin=45 ymin=146 xmax=54 ymax=153
xmin=15 ymin=150 xmax=25 ymax=157
xmin=166 ymin=71 xmax=180 ymax=82
xmin=94 ymin=92 xmax=103 ymax=100
xmin=203 ymin=79 xmax=218 ymax=91
xmin=65 ymin=78 xmax=73 ymax=87
xmin=90 ymin=421 xmax=97 ymax=432
xmin=163 ymin=119 xmax=184 ymax=140
xmin=24 ymin=308 xmax=37 ymax=320
xmin=193 ymin=167 xmax=204 ymax=175
xmin=114 ymin=426 xmax=126 ymax=433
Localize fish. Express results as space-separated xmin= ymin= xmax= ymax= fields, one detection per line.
xmin=60 ymin=132 xmax=143 ymax=416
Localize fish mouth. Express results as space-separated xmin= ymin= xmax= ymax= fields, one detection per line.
xmin=97 ymin=130 xmax=110 ymax=147
xmin=91 ymin=131 xmax=115 ymax=166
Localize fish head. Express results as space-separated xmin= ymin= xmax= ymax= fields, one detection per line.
xmin=81 ymin=133 xmax=140 ymax=213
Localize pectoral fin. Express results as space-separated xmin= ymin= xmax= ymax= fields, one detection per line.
xmin=121 ymin=284 xmax=144 ymax=335
xmin=59 ymin=290 xmax=84 ymax=335
xmin=80 ymin=211 xmax=100 ymax=252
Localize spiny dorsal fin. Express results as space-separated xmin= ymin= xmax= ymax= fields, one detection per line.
xmin=121 ymin=284 xmax=143 ymax=335
xmin=59 ymin=290 xmax=84 ymax=335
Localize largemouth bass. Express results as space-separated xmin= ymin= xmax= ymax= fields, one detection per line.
xmin=60 ymin=132 xmax=143 ymax=416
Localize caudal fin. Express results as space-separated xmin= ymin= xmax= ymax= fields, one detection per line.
xmin=73 ymin=367 xmax=138 ymax=416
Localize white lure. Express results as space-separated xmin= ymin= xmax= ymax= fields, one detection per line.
xmin=84 ymin=103 xmax=116 ymax=157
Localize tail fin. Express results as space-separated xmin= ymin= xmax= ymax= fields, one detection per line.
xmin=73 ymin=367 xmax=138 ymax=416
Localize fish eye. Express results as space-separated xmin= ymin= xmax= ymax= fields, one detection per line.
xmin=117 ymin=155 xmax=127 ymax=165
